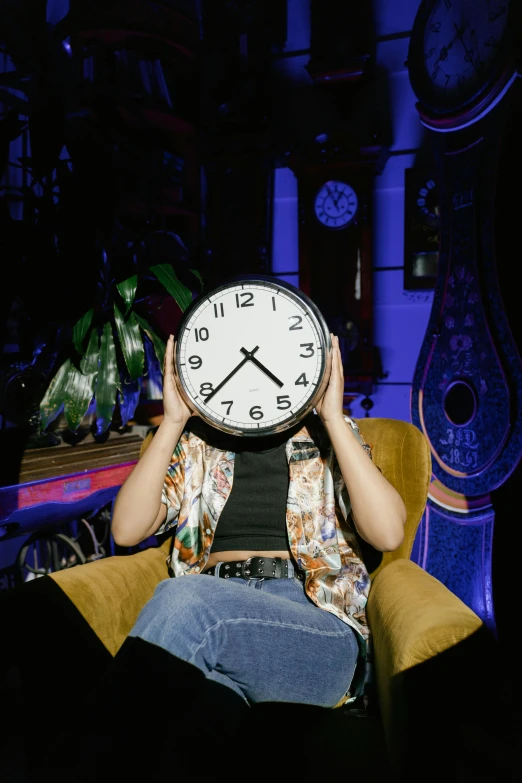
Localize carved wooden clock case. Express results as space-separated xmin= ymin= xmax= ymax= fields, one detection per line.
xmin=287 ymin=134 xmax=389 ymax=401
xmin=407 ymin=0 xmax=522 ymax=634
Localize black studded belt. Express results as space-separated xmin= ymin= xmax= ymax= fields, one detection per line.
xmin=204 ymin=557 xmax=303 ymax=580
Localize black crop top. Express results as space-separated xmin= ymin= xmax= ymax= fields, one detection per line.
xmin=185 ymin=417 xmax=299 ymax=553
xmin=211 ymin=440 xmax=289 ymax=553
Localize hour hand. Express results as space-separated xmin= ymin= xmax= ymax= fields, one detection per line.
xmin=240 ymin=347 xmax=284 ymax=388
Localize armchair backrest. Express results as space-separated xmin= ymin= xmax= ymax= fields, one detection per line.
xmin=355 ymin=418 xmax=431 ymax=579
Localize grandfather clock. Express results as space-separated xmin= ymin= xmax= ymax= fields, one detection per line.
xmin=407 ymin=0 xmax=522 ymax=634
xmin=287 ymin=133 xmax=389 ymax=401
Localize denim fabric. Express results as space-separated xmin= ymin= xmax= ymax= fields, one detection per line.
xmin=129 ymin=572 xmax=360 ymax=708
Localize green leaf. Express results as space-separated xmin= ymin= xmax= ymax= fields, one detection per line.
xmin=116 ymin=275 xmax=138 ymax=315
xmin=133 ymin=313 xmax=166 ymax=367
xmin=73 ymin=309 xmax=93 ymax=355
xmin=80 ymin=328 xmax=100 ymax=374
xmin=118 ymin=379 xmax=141 ymax=426
xmin=95 ymin=322 xmax=119 ymax=434
xmin=39 ymin=359 xmax=71 ymax=431
xmin=150 ymin=263 xmax=193 ymax=312
xmin=189 ymin=268 xmax=204 ymax=291
xmin=64 ymin=364 xmax=97 ymax=431
xmin=60 ymin=329 xmax=100 ymax=431
xmin=114 ymin=304 xmax=145 ymax=380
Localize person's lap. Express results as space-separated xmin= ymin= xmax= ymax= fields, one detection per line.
xmin=129 ymin=573 xmax=360 ymax=708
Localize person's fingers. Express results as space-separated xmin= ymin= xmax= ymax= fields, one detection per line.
xmin=331 ymin=334 xmax=339 ymax=375
xmin=164 ymin=334 xmax=174 ymax=377
xmin=172 ymin=340 xmax=180 ymax=379
xmin=335 ymin=336 xmax=343 ymax=380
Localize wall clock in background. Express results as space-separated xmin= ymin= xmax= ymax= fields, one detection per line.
xmin=175 ymin=276 xmax=331 ymax=436
xmin=313 ymin=180 xmax=358 ymax=229
xmin=408 ymin=0 xmax=520 ymax=131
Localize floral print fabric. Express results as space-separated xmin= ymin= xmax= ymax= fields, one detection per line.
xmin=158 ymin=415 xmax=373 ymax=703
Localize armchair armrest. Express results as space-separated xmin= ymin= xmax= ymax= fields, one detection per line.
xmin=367 ymin=558 xmax=484 ymax=771
xmin=49 ymin=537 xmax=172 ymax=656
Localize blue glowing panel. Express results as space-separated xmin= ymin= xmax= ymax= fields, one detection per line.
xmin=273 ymin=273 xmax=300 ymax=290
xmin=374 ymin=0 xmax=422 ymax=38
xmin=273 ymin=166 xmax=299 ymax=199
xmin=272 ymin=168 xmax=299 ymax=276
xmin=373 ymin=301 xmax=431 ymax=383
xmin=375 ymin=153 xmax=417 ymax=190
xmin=387 ymin=71 xmax=425 ymax=152
xmin=46 ymin=0 xmax=70 ymax=24
xmin=375 ymin=36 xmax=410 ymax=74
xmin=373 ymin=189 xmax=407 ymax=269
xmin=284 ymin=0 xmax=311 ymax=52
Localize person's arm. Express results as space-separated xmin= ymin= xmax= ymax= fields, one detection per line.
xmin=111 ymin=335 xmax=194 ymax=547
xmin=111 ymin=418 xmax=186 ymax=546
xmin=315 ymin=335 xmax=406 ymax=553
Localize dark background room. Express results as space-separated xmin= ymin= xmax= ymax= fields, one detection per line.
xmin=0 ymin=0 xmax=521 ymax=778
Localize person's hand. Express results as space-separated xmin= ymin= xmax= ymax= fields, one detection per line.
xmin=314 ymin=334 xmax=345 ymax=425
xmin=162 ymin=334 xmax=197 ymax=425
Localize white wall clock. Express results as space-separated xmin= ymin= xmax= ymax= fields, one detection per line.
xmin=314 ymin=180 xmax=358 ymax=229
xmin=175 ymin=275 xmax=332 ymax=436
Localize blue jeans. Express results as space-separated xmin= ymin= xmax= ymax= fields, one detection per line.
xmin=129 ymin=567 xmax=360 ymax=708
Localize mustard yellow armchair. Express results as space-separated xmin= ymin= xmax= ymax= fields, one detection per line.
xmin=30 ymin=417 xmax=501 ymax=778
xmin=3 ymin=417 xmax=506 ymax=781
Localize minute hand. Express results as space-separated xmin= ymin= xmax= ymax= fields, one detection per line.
xmin=204 ymin=346 xmax=260 ymax=404
xmin=240 ymin=348 xmax=284 ymax=388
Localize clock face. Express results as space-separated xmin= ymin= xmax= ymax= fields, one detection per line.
xmin=314 ymin=180 xmax=358 ymax=229
xmin=175 ymin=276 xmax=331 ymax=436
xmin=409 ymin=0 xmax=515 ymax=115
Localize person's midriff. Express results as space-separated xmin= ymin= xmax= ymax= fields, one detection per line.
xmin=202 ymin=549 xmax=291 ymax=572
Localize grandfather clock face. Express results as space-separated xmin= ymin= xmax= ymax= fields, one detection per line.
xmin=313 ymin=180 xmax=358 ymax=229
xmin=408 ymin=0 xmax=519 ymax=122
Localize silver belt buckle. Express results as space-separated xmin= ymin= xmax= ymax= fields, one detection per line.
xmin=241 ymin=557 xmax=253 ymax=579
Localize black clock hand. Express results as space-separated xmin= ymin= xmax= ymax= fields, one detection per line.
xmin=326 ymin=185 xmax=341 ymax=213
xmin=433 ymin=22 xmax=468 ymax=67
xmin=454 ymin=21 xmax=478 ymax=72
xmin=203 ymin=346 xmax=260 ymax=403
xmin=240 ymin=347 xmax=284 ymax=388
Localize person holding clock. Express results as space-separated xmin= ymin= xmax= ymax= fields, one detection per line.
xmin=44 ymin=278 xmax=406 ymax=781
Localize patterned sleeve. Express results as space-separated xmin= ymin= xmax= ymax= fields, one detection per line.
xmin=155 ymin=439 xmax=186 ymax=536
xmin=333 ymin=416 xmax=373 ymax=521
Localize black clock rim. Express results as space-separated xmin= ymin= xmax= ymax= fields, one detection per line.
xmin=174 ymin=274 xmax=332 ymax=437
xmin=408 ymin=0 xmax=521 ymax=117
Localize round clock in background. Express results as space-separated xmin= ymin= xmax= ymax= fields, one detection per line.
xmin=175 ymin=275 xmax=332 ymax=436
xmin=408 ymin=0 xmax=522 ymax=130
xmin=314 ymin=180 xmax=358 ymax=229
